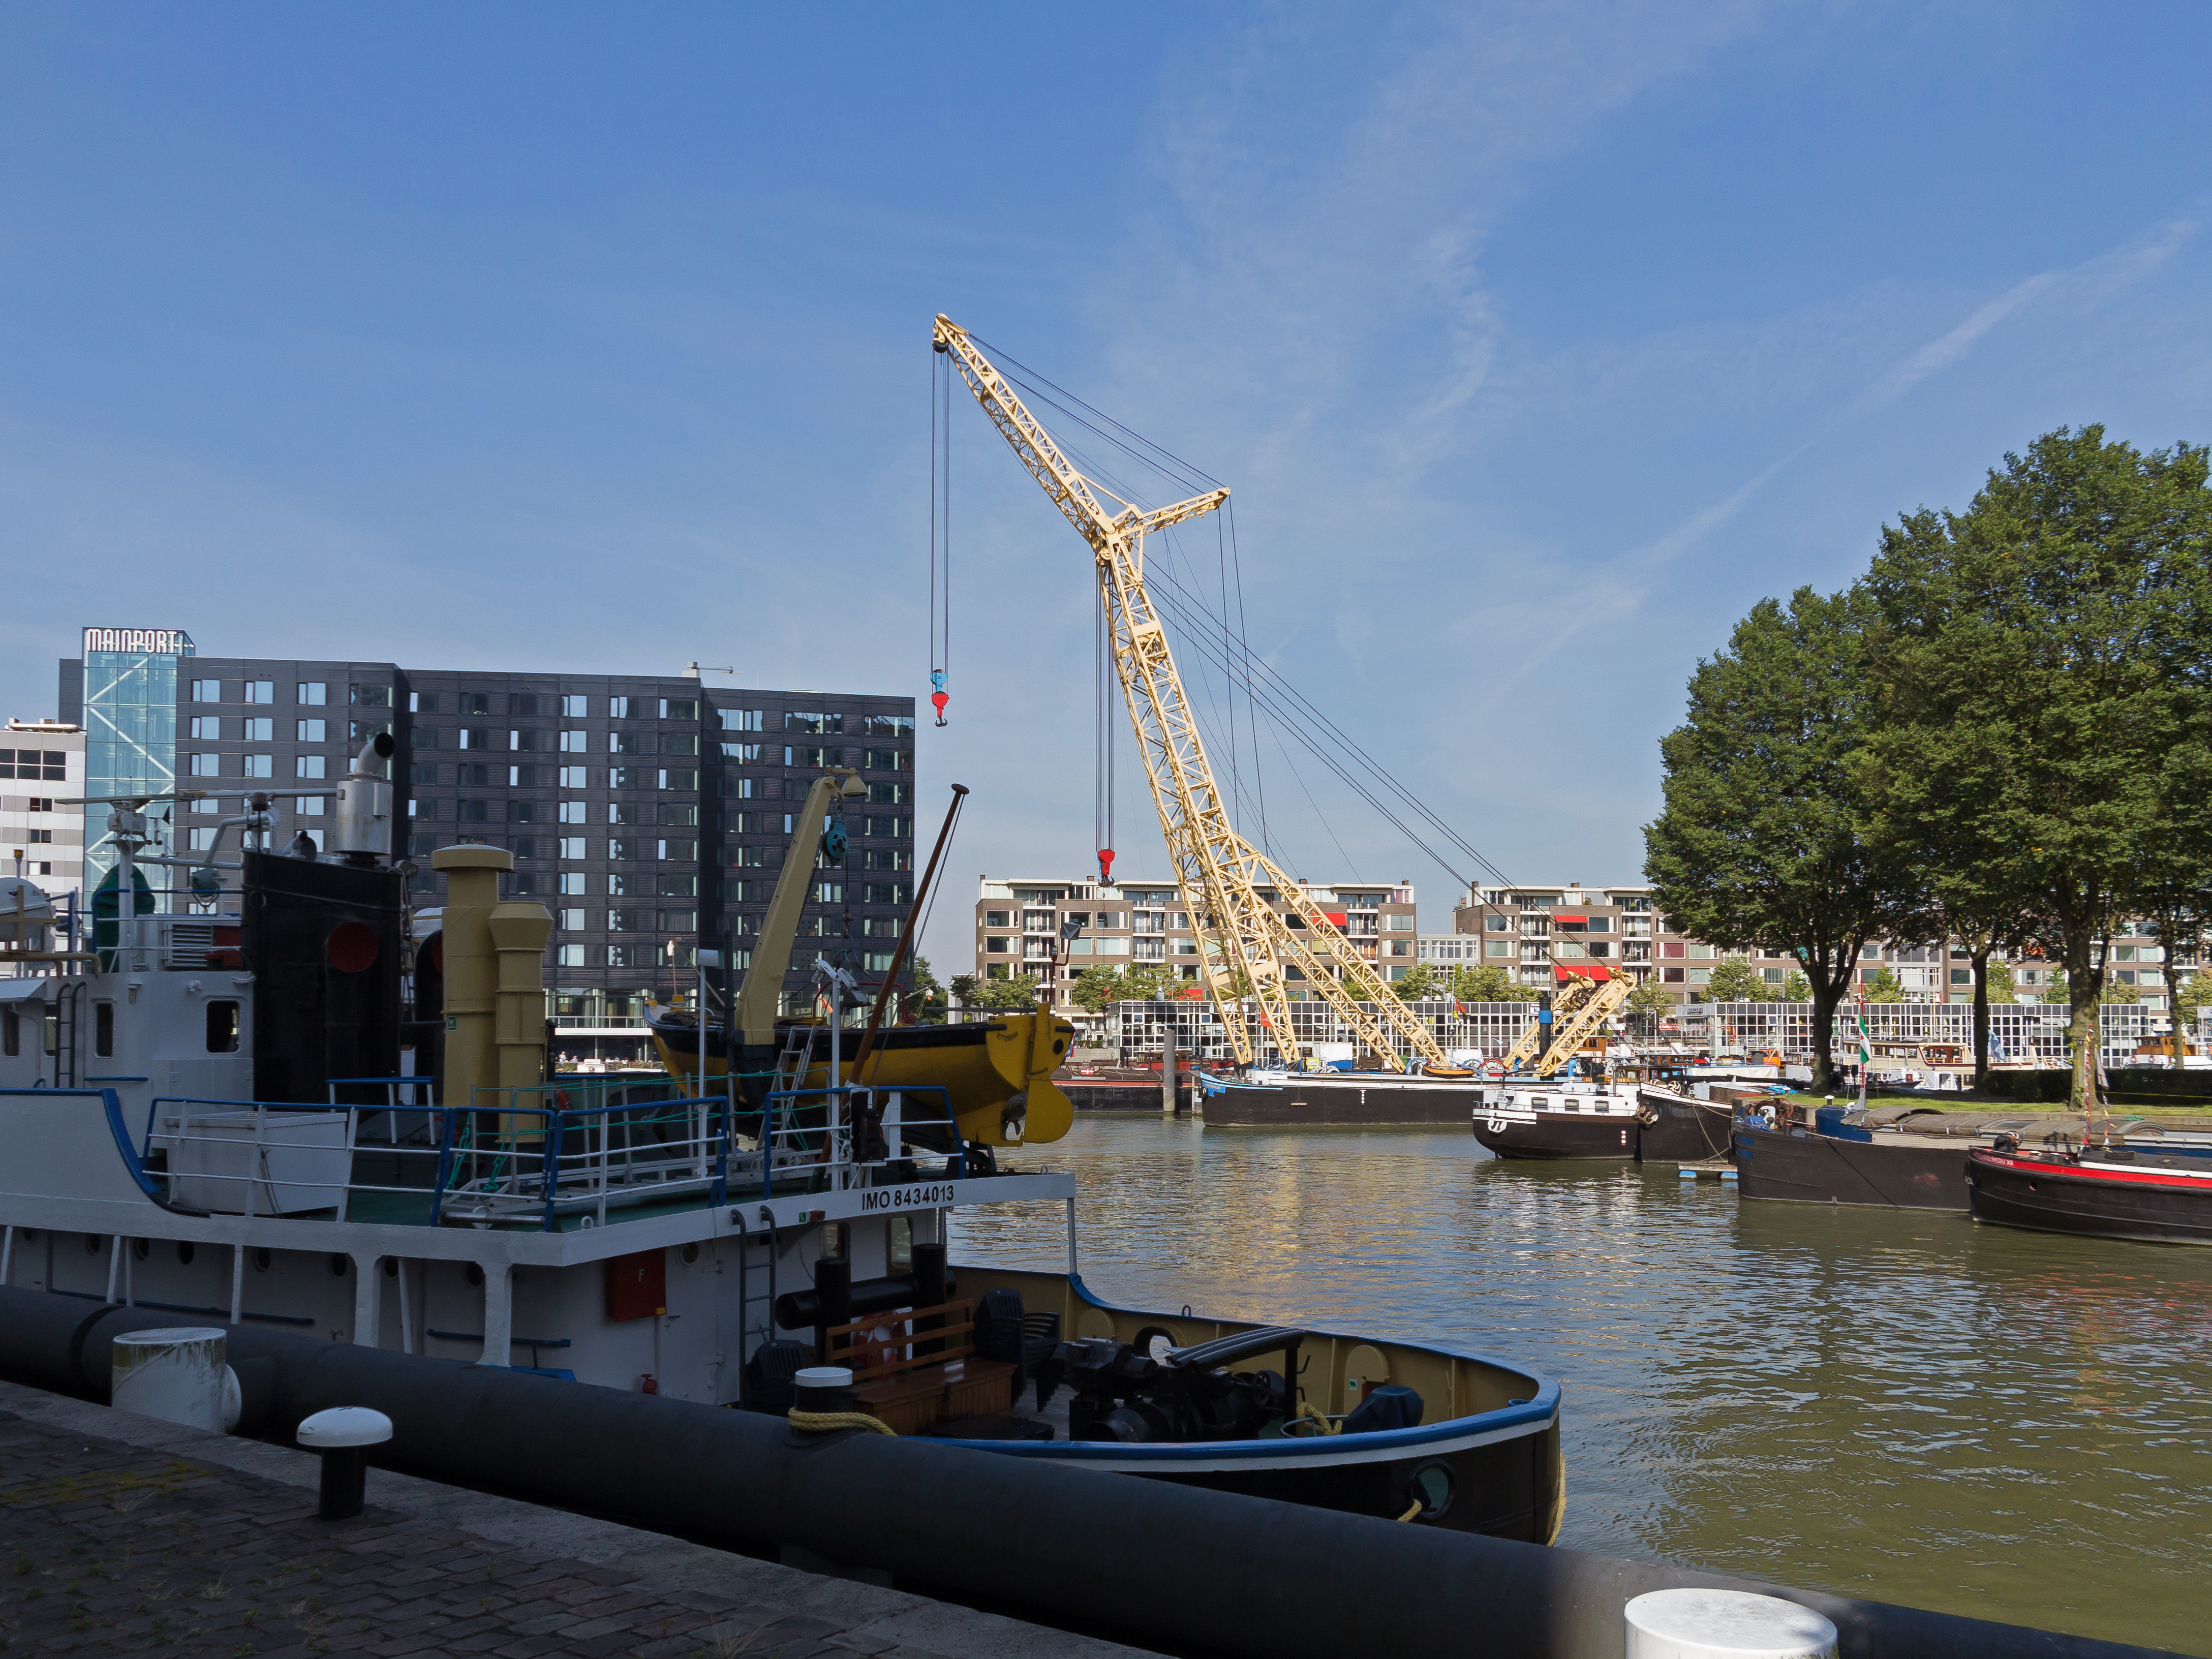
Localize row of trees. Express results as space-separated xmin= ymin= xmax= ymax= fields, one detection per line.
xmin=1644 ymin=426 xmax=2212 ymax=1099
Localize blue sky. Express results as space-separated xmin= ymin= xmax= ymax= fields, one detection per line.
xmin=5 ymin=5 xmax=2209 ymax=965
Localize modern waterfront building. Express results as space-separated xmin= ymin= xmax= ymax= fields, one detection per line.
xmin=54 ymin=629 xmax=918 ymax=1043
xmin=0 ymin=720 xmax=86 ymax=905
xmin=970 ymin=874 xmax=1419 ymax=1016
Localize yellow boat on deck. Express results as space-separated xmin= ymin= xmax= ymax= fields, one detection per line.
xmin=650 ymin=1009 xmax=1077 ymax=1149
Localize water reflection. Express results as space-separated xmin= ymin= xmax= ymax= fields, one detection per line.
xmin=949 ymin=1118 xmax=2212 ymax=1653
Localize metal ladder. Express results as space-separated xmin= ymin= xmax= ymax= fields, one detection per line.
xmin=51 ymin=981 xmax=83 ymax=1089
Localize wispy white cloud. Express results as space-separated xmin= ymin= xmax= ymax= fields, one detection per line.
xmin=1451 ymin=204 xmax=2211 ymax=729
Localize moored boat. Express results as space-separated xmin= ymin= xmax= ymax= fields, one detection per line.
xmin=1055 ymin=1063 xmax=1193 ymax=1112
xmin=1733 ymin=1103 xmax=2165 ymax=1210
xmin=1733 ymin=1114 xmax=1977 ymax=1208
xmin=649 ymin=1010 xmax=1078 ymax=1150
xmin=1472 ymin=1077 xmax=1640 ymax=1159
xmin=0 ymin=764 xmax=1562 ymax=1538
xmin=1203 ymin=1068 xmax=1481 ymax=1126
xmin=1967 ymin=1139 xmax=2212 ymax=1245
xmin=1632 ymin=1083 xmax=1734 ymax=1163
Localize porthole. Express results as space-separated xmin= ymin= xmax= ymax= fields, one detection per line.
xmin=84 ymin=1234 xmax=103 ymax=1255
xmin=680 ymin=1243 xmax=700 ymax=1265
xmin=383 ymin=1258 xmax=398 ymax=1278
xmin=328 ymin=1254 xmax=350 ymax=1279
xmin=131 ymin=1238 xmax=149 ymax=1261
xmin=176 ymin=1241 xmax=195 ymax=1265
xmin=1406 ymin=1459 xmax=1455 ymax=1521
xmin=465 ymin=1262 xmax=485 ymax=1287
xmin=252 ymin=1247 xmax=272 ymax=1272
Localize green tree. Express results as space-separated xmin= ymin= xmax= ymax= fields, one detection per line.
xmin=1624 ymin=976 xmax=1675 ymax=1030
xmin=947 ymin=973 xmax=979 ymax=1010
xmin=1982 ymin=958 xmax=2016 ymax=1005
xmin=1701 ymin=957 xmax=1764 ymax=1003
xmin=1781 ymin=970 xmax=1811 ymax=1003
xmin=1069 ymin=964 xmax=1127 ymax=1013
xmin=973 ymin=972 xmax=1042 ymax=1010
xmin=1390 ymin=962 xmax=1440 ymax=1001
xmin=2175 ymin=969 xmax=2212 ymax=1029
xmin=2145 ymin=902 xmax=2210 ymax=1057
xmin=1863 ymin=427 xmax=2212 ymax=1113
xmin=1862 ymin=966 xmax=1905 ymax=1003
xmin=2097 ymin=970 xmax=2140 ymax=1005
xmin=1450 ymin=963 xmax=1537 ymax=1003
xmin=908 ymin=955 xmax=946 ymax=1024
xmin=1069 ymin=962 xmax=1178 ymax=1012
xmin=1644 ymin=586 xmax=1930 ymax=1090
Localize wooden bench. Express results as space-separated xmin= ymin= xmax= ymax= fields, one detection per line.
xmin=826 ymin=1299 xmax=1019 ymax=1435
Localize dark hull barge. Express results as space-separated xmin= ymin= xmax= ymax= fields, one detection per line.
xmin=1967 ymin=1144 xmax=2212 ymax=1245
xmin=1203 ymin=1072 xmax=1481 ymax=1126
xmin=1632 ymin=1084 xmax=1734 ymax=1163
xmin=1471 ymin=1081 xmax=1640 ymax=1160
xmin=1732 ymin=1122 xmax=1972 ymax=1209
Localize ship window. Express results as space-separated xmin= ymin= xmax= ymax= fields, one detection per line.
xmin=888 ymin=1215 xmax=913 ymax=1273
xmin=206 ymin=1000 xmax=240 ymax=1053
xmin=94 ymin=1002 xmax=114 ymax=1058
xmin=1 ymin=1006 xmax=15 ymax=1056
xmin=820 ymin=1222 xmax=849 ymax=1260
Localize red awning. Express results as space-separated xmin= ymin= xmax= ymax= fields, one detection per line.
xmin=1554 ymin=964 xmax=1611 ymax=982
xmin=1324 ymin=912 xmax=1347 ymax=927
xmin=1553 ymin=913 xmax=1588 ymax=925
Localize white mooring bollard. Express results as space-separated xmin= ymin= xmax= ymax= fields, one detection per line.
xmin=110 ymin=1327 xmax=232 ymax=1433
xmin=1624 ymin=1588 xmax=1838 ymax=1659
xmin=298 ymin=1407 xmax=394 ymax=1521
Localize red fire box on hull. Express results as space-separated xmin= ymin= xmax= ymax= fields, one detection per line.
xmin=604 ymin=1249 xmax=666 ymax=1322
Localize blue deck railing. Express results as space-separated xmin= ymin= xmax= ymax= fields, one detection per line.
xmin=112 ymin=1076 xmax=975 ymax=1231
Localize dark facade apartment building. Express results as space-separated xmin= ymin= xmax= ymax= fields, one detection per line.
xmin=60 ymin=635 xmax=916 ymax=1031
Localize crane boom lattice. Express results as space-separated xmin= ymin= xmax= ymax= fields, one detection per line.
xmin=934 ymin=315 xmax=1450 ymax=1072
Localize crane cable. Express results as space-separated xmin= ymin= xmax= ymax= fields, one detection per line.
xmin=928 ymin=347 xmax=952 ymax=727
xmin=958 ymin=336 xmax=1515 ymax=900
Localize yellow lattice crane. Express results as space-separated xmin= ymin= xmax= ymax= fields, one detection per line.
xmin=1493 ymin=935 xmax=1633 ymax=1077
xmin=934 ymin=315 xmax=1450 ymax=1073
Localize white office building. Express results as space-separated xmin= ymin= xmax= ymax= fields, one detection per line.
xmin=1 ymin=720 xmax=87 ymax=907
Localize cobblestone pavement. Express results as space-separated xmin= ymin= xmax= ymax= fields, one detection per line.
xmin=0 ymin=1409 xmax=941 ymax=1658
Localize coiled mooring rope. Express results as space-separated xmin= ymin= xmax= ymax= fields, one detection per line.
xmin=1294 ymin=1401 xmax=1340 ymax=1435
xmin=788 ymin=1409 xmax=898 ymax=1436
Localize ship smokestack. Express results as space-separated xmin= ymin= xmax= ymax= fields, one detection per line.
xmin=331 ymin=732 xmax=396 ymax=865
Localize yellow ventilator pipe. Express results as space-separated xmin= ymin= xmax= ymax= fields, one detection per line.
xmin=489 ymin=897 xmax=555 ymax=1139
xmin=432 ymin=846 xmax=510 ymax=1127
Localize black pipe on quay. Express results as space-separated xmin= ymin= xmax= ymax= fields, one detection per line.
xmin=0 ymin=1289 xmax=2179 ymax=1659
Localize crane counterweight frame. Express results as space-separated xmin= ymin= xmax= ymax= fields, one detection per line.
xmin=934 ymin=315 xmax=1451 ymax=1073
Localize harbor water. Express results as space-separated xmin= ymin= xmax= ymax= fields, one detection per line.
xmin=950 ymin=1117 xmax=2212 ymax=1655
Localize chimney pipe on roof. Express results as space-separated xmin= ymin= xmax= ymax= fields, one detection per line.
xmin=331 ymin=732 xmax=396 ymax=865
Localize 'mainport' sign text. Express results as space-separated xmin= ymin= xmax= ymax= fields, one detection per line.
xmin=82 ymin=628 xmax=194 ymax=656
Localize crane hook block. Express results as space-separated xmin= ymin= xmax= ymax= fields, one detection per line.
xmin=1097 ymin=848 xmax=1115 ymax=883
xmin=931 ymin=690 xmax=948 ymax=727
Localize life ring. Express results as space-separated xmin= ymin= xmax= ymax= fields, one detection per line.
xmin=1481 ymin=1062 xmax=1504 ymax=1080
